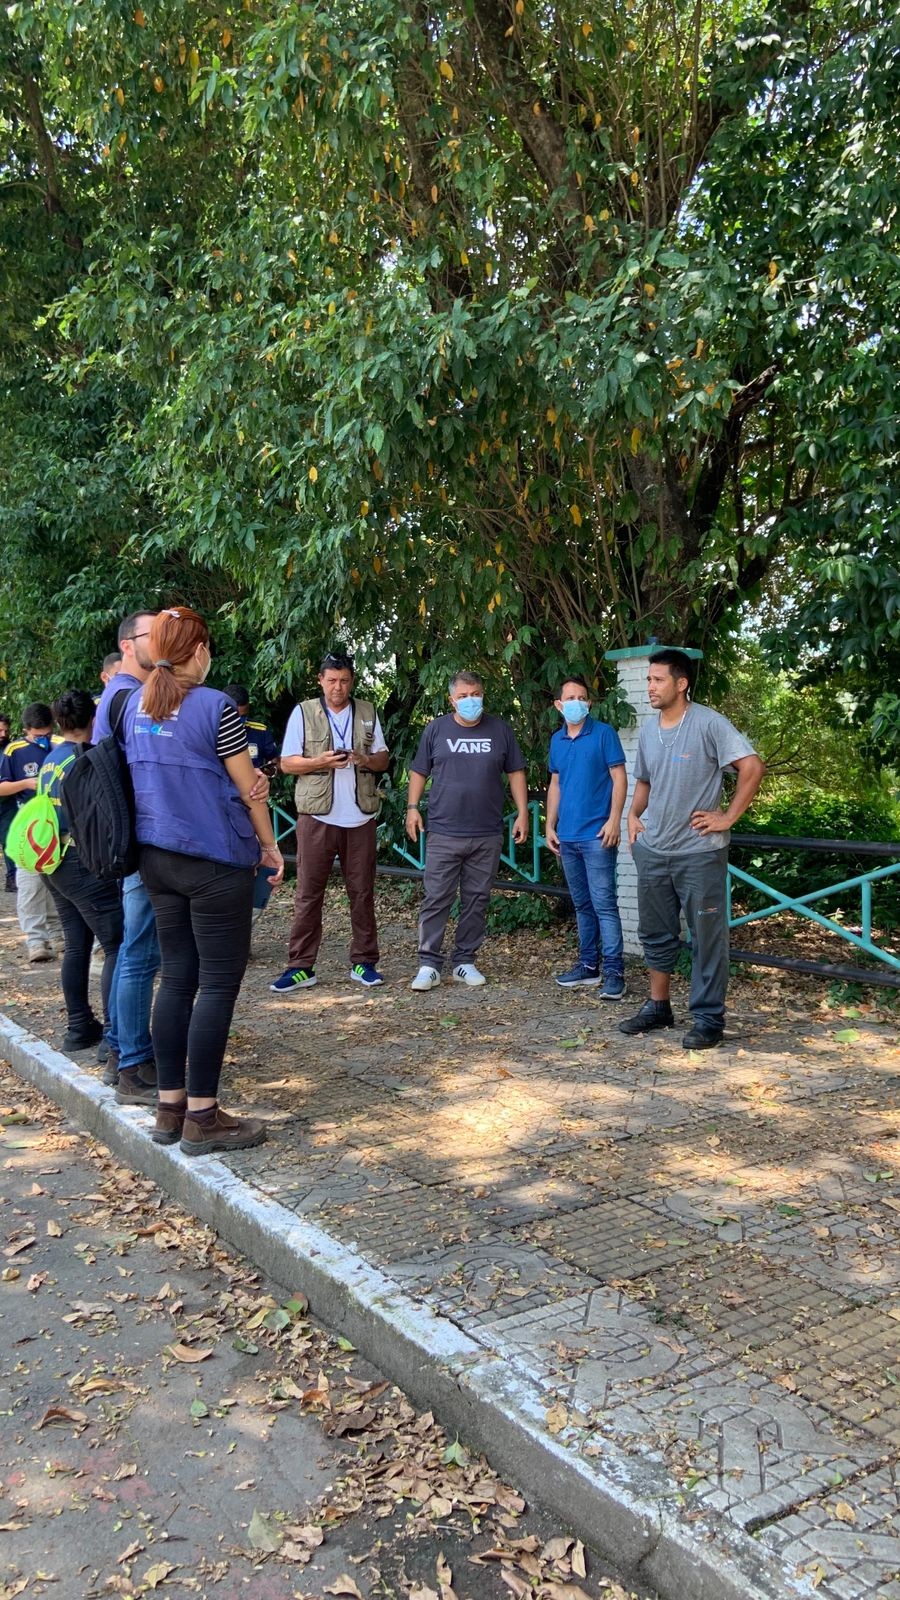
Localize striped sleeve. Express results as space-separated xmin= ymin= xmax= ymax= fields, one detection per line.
xmin=216 ymin=702 xmax=249 ymax=759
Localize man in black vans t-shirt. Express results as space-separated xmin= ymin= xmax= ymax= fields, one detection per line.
xmin=405 ymin=671 xmax=527 ymax=990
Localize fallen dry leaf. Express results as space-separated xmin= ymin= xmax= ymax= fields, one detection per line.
xmin=545 ymin=1401 xmax=569 ymax=1435
xmin=36 ymin=1405 xmax=88 ymax=1430
xmin=3 ymin=1237 xmax=35 ymax=1258
xmin=833 ymin=1500 xmax=857 ymax=1524
xmin=324 ymin=1577 xmax=364 ymax=1599
xmin=142 ymin=1560 xmax=177 ymax=1588
xmin=544 ymin=1584 xmax=593 ymax=1600
xmin=248 ymin=1508 xmax=282 ymax=1553
xmin=46 ymin=1218 xmax=63 ymax=1237
xmin=117 ymin=1539 xmax=144 ymax=1564
xmin=166 ymin=1342 xmax=213 ymax=1364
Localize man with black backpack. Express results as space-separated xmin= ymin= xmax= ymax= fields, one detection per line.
xmin=90 ymin=612 xmax=161 ymax=1102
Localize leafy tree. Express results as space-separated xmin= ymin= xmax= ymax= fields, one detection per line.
xmin=1 ymin=0 xmax=898 ymax=758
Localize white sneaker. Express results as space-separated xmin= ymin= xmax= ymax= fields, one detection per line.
xmin=410 ymin=965 xmax=441 ymax=991
xmin=453 ymin=963 xmax=486 ymax=987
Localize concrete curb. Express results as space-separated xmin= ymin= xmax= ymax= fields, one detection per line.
xmin=1 ymin=1012 xmax=813 ymax=1600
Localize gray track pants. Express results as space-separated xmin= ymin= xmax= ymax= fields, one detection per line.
xmin=633 ymin=839 xmax=730 ymax=1030
xmin=418 ymin=832 xmax=502 ymax=969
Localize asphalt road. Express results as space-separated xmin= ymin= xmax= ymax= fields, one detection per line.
xmin=0 ymin=1062 xmax=646 ymax=1600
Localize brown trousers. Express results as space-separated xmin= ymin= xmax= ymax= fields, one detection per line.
xmin=288 ymin=816 xmax=379 ymax=968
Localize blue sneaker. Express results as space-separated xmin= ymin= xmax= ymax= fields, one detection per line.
xmin=599 ymin=974 xmax=626 ymax=1001
xmin=350 ymin=962 xmax=385 ymax=987
xmin=555 ymin=962 xmax=602 ymax=988
xmin=269 ymin=966 xmax=317 ymax=993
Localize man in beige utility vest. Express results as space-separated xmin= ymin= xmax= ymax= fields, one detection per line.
xmin=271 ymin=652 xmax=390 ymax=992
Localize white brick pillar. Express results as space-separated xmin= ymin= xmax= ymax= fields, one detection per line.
xmin=603 ymin=643 xmax=703 ymax=954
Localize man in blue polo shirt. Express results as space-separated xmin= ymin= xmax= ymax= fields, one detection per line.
xmin=546 ymin=676 xmax=627 ymax=998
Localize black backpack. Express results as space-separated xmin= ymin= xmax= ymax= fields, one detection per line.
xmin=62 ymin=687 xmax=139 ymax=879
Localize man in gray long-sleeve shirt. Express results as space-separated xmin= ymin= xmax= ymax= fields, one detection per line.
xmin=619 ymin=649 xmax=765 ymax=1050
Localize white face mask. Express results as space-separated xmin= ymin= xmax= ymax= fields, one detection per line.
xmin=197 ymin=645 xmax=212 ymax=684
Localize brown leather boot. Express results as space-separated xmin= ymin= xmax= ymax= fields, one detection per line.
xmin=152 ymin=1101 xmax=187 ymax=1145
xmin=115 ymin=1068 xmax=157 ymax=1106
xmin=180 ymin=1105 xmax=266 ymax=1158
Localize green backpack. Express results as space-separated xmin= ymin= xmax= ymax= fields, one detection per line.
xmin=5 ymin=793 xmax=62 ymax=875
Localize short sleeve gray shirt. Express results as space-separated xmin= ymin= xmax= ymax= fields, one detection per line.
xmin=634 ymin=703 xmax=756 ymax=854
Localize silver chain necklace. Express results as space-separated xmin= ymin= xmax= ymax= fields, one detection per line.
xmin=656 ymin=707 xmax=689 ymax=747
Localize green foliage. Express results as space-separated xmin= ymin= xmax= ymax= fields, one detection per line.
xmin=0 ymin=0 xmax=897 ymax=761
xmin=717 ymin=644 xmax=898 ymax=809
xmin=485 ymin=891 xmax=559 ymax=935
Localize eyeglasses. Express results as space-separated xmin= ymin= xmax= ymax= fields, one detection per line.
xmin=123 ymin=631 xmax=151 ymax=642
xmin=321 ymin=654 xmax=354 ymax=671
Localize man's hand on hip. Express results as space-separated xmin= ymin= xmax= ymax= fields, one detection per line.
xmin=690 ymin=809 xmax=730 ymax=836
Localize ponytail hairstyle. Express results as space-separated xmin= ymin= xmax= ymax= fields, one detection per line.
xmin=142 ymin=605 xmax=210 ymax=722
xmin=53 ymin=689 xmax=96 ymax=734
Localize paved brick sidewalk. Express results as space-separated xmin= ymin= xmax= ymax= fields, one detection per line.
xmin=3 ymin=884 xmax=900 ymax=1597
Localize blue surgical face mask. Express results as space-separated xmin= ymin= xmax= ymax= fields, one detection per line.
xmin=455 ymin=695 xmax=483 ymax=721
xmin=32 ymin=734 xmax=51 ymax=751
xmin=560 ymin=699 xmax=590 ymax=725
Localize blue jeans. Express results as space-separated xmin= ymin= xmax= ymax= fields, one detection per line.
xmin=559 ymin=839 xmax=624 ymax=977
xmin=107 ymin=873 xmax=160 ymax=1071
xmin=253 ymin=865 xmax=274 ymax=911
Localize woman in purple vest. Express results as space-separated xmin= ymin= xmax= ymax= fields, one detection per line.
xmin=121 ymin=605 xmax=284 ymax=1155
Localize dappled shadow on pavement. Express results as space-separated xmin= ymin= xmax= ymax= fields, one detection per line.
xmin=3 ymin=881 xmax=900 ymax=1599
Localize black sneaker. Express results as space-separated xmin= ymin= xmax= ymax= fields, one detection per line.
xmin=682 ymin=1025 xmax=723 ymax=1050
xmin=62 ymin=1019 xmax=105 ymax=1051
xmin=618 ymin=999 xmax=675 ymax=1036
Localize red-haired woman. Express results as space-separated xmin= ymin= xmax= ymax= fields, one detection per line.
xmin=121 ymin=606 xmax=284 ymax=1155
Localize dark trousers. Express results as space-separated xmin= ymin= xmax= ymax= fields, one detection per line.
xmin=139 ymin=845 xmax=254 ymax=1099
xmin=288 ymin=816 xmax=378 ymax=967
xmin=633 ymin=839 xmax=730 ymax=1030
xmin=47 ymin=849 xmax=124 ymax=1037
xmin=418 ymin=832 xmax=503 ymax=968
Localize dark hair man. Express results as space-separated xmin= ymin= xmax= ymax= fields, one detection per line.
xmin=101 ymin=651 xmax=123 ymax=686
xmin=0 ymin=702 xmax=61 ymax=959
xmin=620 ymin=649 xmax=765 ymax=1049
xmin=92 ymin=611 xmax=161 ymax=1098
xmin=406 ymin=671 xmax=528 ymax=990
xmin=546 ymin=676 xmax=627 ymax=998
xmin=271 ymin=651 xmax=390 ymax=992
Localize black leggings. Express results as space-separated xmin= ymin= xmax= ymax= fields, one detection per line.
xmin=48 ymin=850 xmax=124 ymax=1036
xmin=138 ymin=845 xmax=254 ymax=1099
